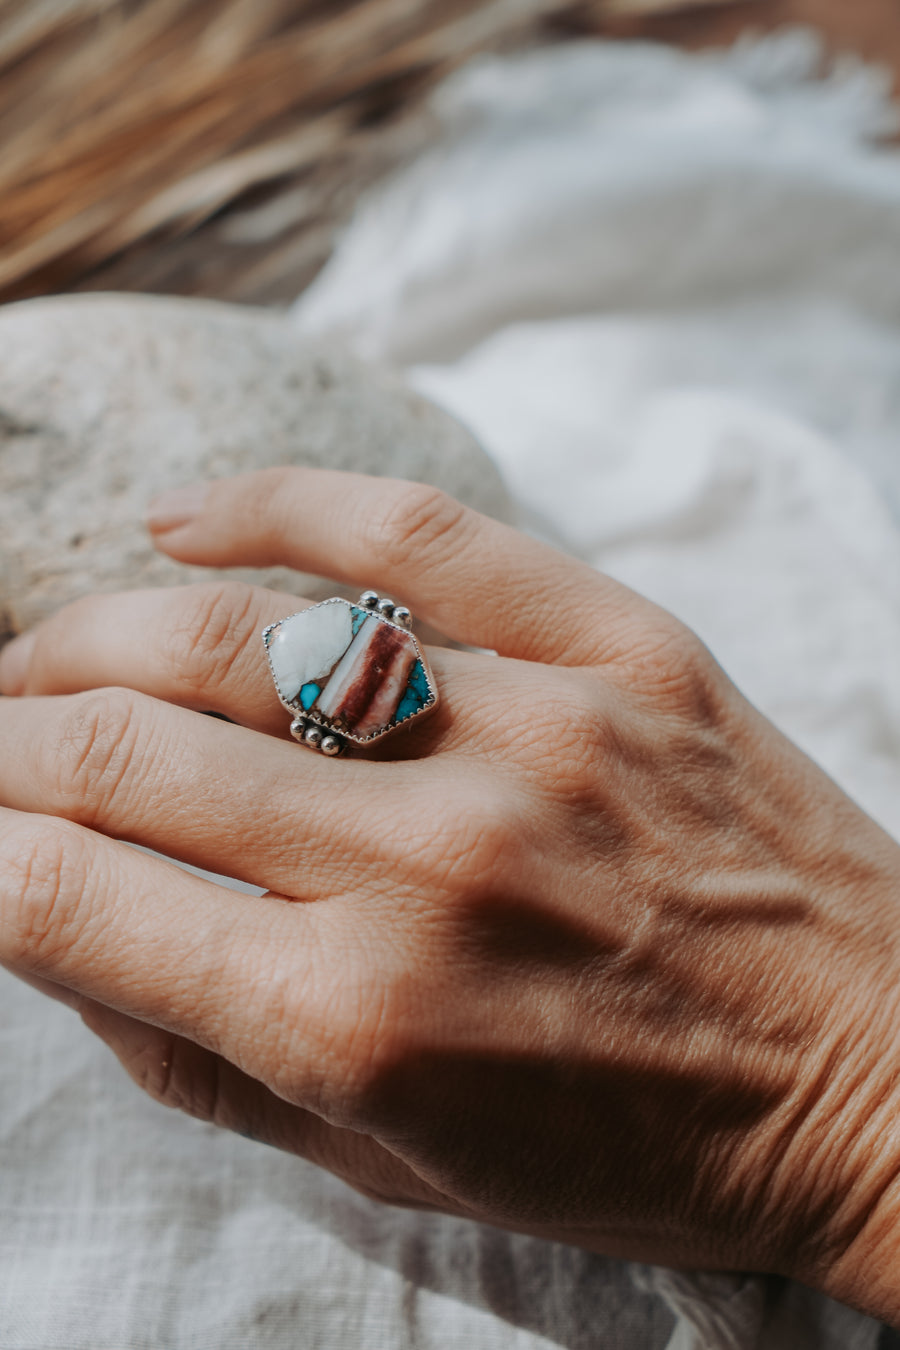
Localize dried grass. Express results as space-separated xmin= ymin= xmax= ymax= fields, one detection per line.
xmin=0 ymin=0 xmax=743 ymax=305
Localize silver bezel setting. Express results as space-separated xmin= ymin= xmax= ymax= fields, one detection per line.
xmin=263 ymin=594 xmax=439 ymax=754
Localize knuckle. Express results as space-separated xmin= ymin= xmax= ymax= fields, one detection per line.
xmin=164 ymin=581 xmax=259 ymax=701
xmin=625 ymin=618 xmax=723 ymax=719
xmin=45 ymin=689 xmax=144 ymax=821
xmin=533 ymin=705 xmax=608 ymax=802
xmin=0 ymin=816 xmax=93 ymax=970
xmin=363 ymin=483 xmax=468 ymax=573
xmin=423 ymin=781 xmax=522 ymax=892
xmin=275 ymin=941 xmax=412 ymax=1130
xmin=454 ymin=800 xmax=521 ymax=885
xmin=328 ymin=981 xmax=416 ymax=1129
xmin=251 ymin=466 xmax=298 ymax=526
xmin=498 ymin=673 xmax=609 ymax=802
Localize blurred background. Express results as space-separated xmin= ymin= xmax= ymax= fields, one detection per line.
xmin=3 ymin=0 xmax=897 ymax=308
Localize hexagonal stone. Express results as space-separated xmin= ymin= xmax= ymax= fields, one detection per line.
xmin=263 ymin=598 xmax=437 ymax=744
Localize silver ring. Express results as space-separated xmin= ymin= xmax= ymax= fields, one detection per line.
xmin=263 ymin=592 xmax=439 ymax=757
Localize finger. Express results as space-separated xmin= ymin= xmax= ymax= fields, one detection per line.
xmin=0 ymin=581 xmax=298 ymax=730
xmin=0 ymin=580 xmax=471 ymax=756
xmin=146 ymin=469 xmax=667 ymax=665
xmin=0 ymin=689 xmax=411 ymax=896
xmin=82 ymin=1003 xmax=449 ymax=1209
xmin=0 ymin=581 xmax=536 ymax=765
xmin=0 ymin=808 xmax=346 ymax=1108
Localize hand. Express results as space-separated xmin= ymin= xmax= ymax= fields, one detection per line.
xmin=1 ymin=468 xmax=900 ymax=1322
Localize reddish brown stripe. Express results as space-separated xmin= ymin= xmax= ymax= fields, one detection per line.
xmin=353 ymin=641 xmax=418 ymax=737
xmin=332 ymin=622 xmax=410 ymax=733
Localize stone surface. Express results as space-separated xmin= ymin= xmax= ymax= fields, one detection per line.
xmin=0 ymin=293 xmax=512 ymax=643
xmin=265 ymin=599 xmax=436 ymax=742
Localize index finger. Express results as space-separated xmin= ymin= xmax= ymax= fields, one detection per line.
xmin=147 ymin=469 xmax=668 ymax=666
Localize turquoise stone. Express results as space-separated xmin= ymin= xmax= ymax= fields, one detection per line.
xmin=395 ymin=659 xmax=431 ymax=724
xmin=300 ymin=682 xmax=321 ymax=711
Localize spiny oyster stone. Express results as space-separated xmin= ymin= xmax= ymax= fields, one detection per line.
xmin=264 ymin=599 xmax=437 ymax=743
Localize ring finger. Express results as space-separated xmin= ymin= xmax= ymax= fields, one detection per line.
xmin=0 ymin=580 xmax=499 ymax=758
xmin=1 ymin=581 xmax=315 ymax=735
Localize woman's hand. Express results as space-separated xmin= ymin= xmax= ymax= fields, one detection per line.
xmin=1 ymin=467 xmax=900 ymax=1321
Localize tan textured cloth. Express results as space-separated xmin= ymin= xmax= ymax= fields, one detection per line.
xmin=0 ymin=972 xmax=673 ymax=1347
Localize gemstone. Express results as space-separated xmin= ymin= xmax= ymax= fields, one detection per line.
xmin=264 ymin=599 xmax=437 ymax=744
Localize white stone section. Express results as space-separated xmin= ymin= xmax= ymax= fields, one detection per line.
xmin=316 ymin=613 xmax=379 ymax=719
xmin=266 ymin=601 xmax=353 ymax=705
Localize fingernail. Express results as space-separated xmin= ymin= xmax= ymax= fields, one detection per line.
xmin=0 ymin=630 xmax=36 ymax=696
xmin=145 ymin=482 xmax=209 ymax=533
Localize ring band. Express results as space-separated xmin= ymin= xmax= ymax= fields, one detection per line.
xmin=263 ymin=592 xmax=439 ymax=756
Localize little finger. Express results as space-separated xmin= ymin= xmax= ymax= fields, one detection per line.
xmin=0 ymin=807 xmax=343 ymax=1104
xmin=82 ymin=1002 xmax=452 ymax=1209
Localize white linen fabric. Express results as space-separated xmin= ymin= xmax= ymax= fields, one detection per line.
xmin=3 ymin=27 xmax=900 ymax=1350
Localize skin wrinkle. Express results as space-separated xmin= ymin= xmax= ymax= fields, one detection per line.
xmin=1 ymin=818 xmax=90 ymax=974
xmin=762 ymin=922 xmax=900 ymax=1272
xmin=749 ymin=1035 xmax=894 ymax=1278
xmin=49 ymin=689 xmax=149 ymax=828
xmin=357 ymin=481 xmax=472 ymax=580
xmin=244 ymin=769 xmax=383 ymax=896
xmin=163 ymin=579 xmax=265 ymax=705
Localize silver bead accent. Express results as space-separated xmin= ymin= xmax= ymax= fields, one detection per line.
xmin=304 ymin=725 xmax=324 ymax=748
xmin=376 ymin=597 xmax=395 ymax=618
xmin=360 ymin=590 xmax=379 ymax=609
xmin=290 ymin=716 xmax=307 ymax=742
xmin=320 ymin=735 xmax=343 ymax=757
xmin=392 ymin=606 xmax=412 ymax=628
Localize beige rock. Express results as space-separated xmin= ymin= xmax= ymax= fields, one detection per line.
xmin=0 ymin=294 xmax=511 ymax=642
